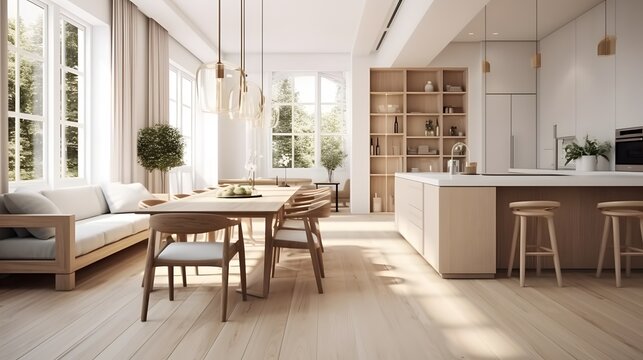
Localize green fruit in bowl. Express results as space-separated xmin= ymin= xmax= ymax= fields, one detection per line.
xmin=233 ymin=186 xmax=246 ymax=195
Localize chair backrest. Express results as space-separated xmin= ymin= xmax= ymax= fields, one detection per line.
xmin=138 ymin=199 xmax=167 ymax=209
xmin=149 ymin=213 xmax=238 ymax=235
xmin=338 ymin=179 xmax=350 ymax=197
xmin=288 ymin=200 xmax=331 ymax=219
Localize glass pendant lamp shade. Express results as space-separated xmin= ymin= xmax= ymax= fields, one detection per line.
xmin=196 ymin=61 xmax=241 ymax=117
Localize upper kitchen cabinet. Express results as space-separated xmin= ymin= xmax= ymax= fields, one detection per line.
xmin=616 ymin=0 xmax=643 ymax=129
xmin=485 ymin=42 xmax=537 ymax=94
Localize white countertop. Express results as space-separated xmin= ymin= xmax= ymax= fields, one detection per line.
xmin=397 ymin=170 xmax=643 ymax=187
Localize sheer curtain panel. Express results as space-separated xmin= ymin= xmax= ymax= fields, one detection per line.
xmin=0 ymin=0 xmax=7 ymax=193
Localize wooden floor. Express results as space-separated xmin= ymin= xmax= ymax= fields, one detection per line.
xmin=1 ymin=213 xmax=643 ymax=360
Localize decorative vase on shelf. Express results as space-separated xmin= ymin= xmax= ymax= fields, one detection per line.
xmin=576 ymin=155 xmax=597 ymax=171
xmin=424 ymin=81 xmax=434 ymax=92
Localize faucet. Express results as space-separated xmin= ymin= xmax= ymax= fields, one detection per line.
xmin=448 ymin=142 xmax=470 ymax=174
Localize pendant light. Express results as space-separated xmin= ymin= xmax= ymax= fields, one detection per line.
xmin=531 ymin=0 xmax=541 ymax=68
xmin=597 ymin=0 xmax=616 ymax=56
xmin=482 ymin=6 xmax=490 ymax=73
xmin=196 ymin=0 xmax=241 ymax=117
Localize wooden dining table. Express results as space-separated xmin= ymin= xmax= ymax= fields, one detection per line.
xmin=137 ymin=185 xmax=300 ymax=298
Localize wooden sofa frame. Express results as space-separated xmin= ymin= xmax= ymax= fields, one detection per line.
xmin=0 ymin=214 xmax=148 ymax=290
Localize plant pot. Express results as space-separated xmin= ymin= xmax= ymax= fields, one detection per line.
xmin=576 ymin=155 xmax=597 ymax=171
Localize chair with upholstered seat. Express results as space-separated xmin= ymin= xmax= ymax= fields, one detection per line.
xmin=332 ymin=179 xmax=350 ymax=207
xmin=141 ymin=213 xmax=247 ymax=322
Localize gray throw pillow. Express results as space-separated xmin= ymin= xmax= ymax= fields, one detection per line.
xmin=4 ymin=192 xmax=63 ymax=239
xmin=0 ymin=194 xmax=18 ymax=239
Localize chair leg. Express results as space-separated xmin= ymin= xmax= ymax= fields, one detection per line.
xmin=168 ymin=266 xmax=175 ymax=301
xmin=536 ymin=217 xmax=542 ymax=277
xmin=271 ymin=246 xmax=278 ymax=278
xmin=625 ymin=218 xmax=632 ymax=278
xmin=181 ymin=266 xmax=187 ymax=287
xmin=596 ymin=216 xmax=610 ymax=278
xmin=508 ymin=216 xmax=519 ymax=278
xmin=317 ymin=247 xmax=325 ymax=278
xmin=308 ymin=243 xmax=324 ymax=294
xmin=141 ymin=266 xmax=155 ymax=321
xmin=238 ymin=224 xmax=247 ymax=301
xmin=221 ymin=264 xmax=229 ymax=322
xmin=316 ymin=219 xmax=324 ymax=252
xmin=519 ymin=216 xmax=527 ymax=287
xmin=612 ymin=216 xmax=622 ymax=288
xmin=546 ymin=216 xmax=563 ymax=287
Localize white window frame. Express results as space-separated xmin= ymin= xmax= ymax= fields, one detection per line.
xmin=169 ymin=64 xmax=196 ymax=192
xmin=271 ymin=71 xmax=348 ymax=169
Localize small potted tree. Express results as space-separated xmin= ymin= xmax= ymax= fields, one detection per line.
xmin=137 ymin=124 xmax=185 ymax=193
xmin=321 ymin=140 xmax=347 ymax=182
xmin=564 ymin=135 xmax=611 ymax=171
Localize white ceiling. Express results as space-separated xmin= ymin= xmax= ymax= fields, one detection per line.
xmin=167 ymin=0 xmax=366 ymax=55
xmin=454 ymin=0 xmax=602 ymax=42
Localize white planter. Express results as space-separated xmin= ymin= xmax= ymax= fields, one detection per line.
xmin=576 ymin=155 xmax=597 ymax=171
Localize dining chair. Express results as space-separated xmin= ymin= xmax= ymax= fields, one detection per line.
xmin=271 ymin=200 xmax=331 ymax=293
xmin=141 ymin=213 xmax=247 ymax=322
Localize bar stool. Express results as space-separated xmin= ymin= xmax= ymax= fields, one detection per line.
xmin=596 ymin=201 xmax=643 ymax=287
xmin=507 ymin=201 xmax=563 ymax=287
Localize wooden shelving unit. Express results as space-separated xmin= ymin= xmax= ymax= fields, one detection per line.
xmin=369 ymin=67 xmax=468 ymax=213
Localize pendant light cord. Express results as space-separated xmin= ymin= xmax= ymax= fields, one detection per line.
xmin=261 ymin=0 xmax=264 ymax=93
xmin=604 ymin=0 xmax=607 ymax=40
xmin=217 ymin=0 xmax=221 ymax=63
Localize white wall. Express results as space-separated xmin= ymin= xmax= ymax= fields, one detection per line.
xmin=429 ymin=42 xmax=484 ymax=168
xmin=350 ymin=55 xmax=371 ymax=213
xmin=615 ymin=0 xmax=643 ymax=129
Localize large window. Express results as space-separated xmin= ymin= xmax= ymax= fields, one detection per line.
xmin=6 ymin=0 xmax=89 ymax=184
xmin=169 ymin=66 xmax=194 ymax=166
xmin=271 ymin=72 xmax=347 ymax=169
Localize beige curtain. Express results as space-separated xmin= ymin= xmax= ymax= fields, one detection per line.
xmin=0 ymin=0 xmax=8 ymax=193
xmin=146 ymin=19 xmax=169 ymax=193
xmin=111 ymin=0 xmax=148 ymax=185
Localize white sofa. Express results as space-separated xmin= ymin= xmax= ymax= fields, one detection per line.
xmin=0 ymin=184 xmax=153 ymax=290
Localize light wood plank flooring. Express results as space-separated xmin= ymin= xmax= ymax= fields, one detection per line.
xmin=1 ymin=214 xmax=642 ymax=359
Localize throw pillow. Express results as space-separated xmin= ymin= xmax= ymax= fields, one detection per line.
xmin=4 ymin=192 xmax=62 ymax=239
xmin=0 ymin=194 xmax=18 ymax=239
xmin=101 ymin=182 xmax=156 ymax=213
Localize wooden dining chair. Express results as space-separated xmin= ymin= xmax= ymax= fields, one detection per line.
xmin=141 ymin=213 xmax=247 ymax=322
xmin=281 ymin=190 xmax=331 ymax=252
xmin=172 ymin=193 xmax=192 ymax=200
xmin=271 ymin=200 xmax=331 ymax=294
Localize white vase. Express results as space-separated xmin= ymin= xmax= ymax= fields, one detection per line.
xmin=576 ymin=155 xmax=597 ymax=171
xmin=424 ymin=81 xmax=434 ymax=92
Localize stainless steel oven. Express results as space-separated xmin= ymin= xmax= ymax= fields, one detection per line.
xmin=615 ymin=126 xmax=643 ymax=171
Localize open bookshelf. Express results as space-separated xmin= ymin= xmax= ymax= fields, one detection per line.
xmin=369 ymin=67 xmax=468 ymax=213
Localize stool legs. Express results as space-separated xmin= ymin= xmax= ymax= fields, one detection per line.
xmin=612 ymin=216 xmax=622 ymax=288
xmin=507 ymin=216 xmax=519 ymax=278
xmin=536 ymin=217 xmax=542 ymax=277
xmin=546 ymin=216 xmax=563 ymax=287
xmin=625 ymin=219 xmax=632 ymax=278
xmin=596 ymin=216 xmax=611 ymax=278
xmin=519 ymin=216 xmax=527 ymax=287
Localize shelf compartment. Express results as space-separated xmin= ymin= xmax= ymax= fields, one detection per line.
xmin=443 ymin=138 xmax=469 ymax=156
xmin=369 ymin=115 xmax=403 ymax=134
xmin=370 ymin=70 xmax=404 ymax=92
xmin=406 ymin=115 xmax=440 ymax=137
xmin=443 ymin=93 xmax=466 ymax=114
xmin=441 ymin=115 xmax=467 ymax=137
xmin=370 ymin=93 xmax=404 ymax=114
xmin=406 ymin=69 xmax=440 ymax=92
xmin=407 ymin=93 xmax=439 ymax=114
xmin=407 ymin=156 xmax=441 ymax=172
xmin=442 ymin=69 xmax=466 ymax=92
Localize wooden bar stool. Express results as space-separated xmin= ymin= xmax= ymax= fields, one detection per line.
xmin=596 ymin=201 xmax=643 ymax=287
xmin=507 ymin=201 xmax=563 ymax=287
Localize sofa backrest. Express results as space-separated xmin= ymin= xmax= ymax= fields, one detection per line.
xmin=41 ymin=185 xmax=109 ymax=221
xmin=0 ymin=194 xmax=18 ymax=240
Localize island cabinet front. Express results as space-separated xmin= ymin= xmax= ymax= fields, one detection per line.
xmin=422 ymin=185 xmax=497 ymax=278
xmin=395 ymin=177 xmax=424 ymax=254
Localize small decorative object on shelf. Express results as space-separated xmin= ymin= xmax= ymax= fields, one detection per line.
xmin=435 ymin=118 xmax=440 ymax=136
xmin=445 ymin=84 xmax=463 ymax=92
xmin=449 ymin=126 xmax=458 ymax=136
xmin=394 ymin=116 xmax=399 ymax=133
xmin=373 ymin=193 xmax=382 ymax=212
xmin=375 ymin=137 xmax=381 ymax=155
xmin=370 ymin=138 xmax=374 ymax=155
xmin=424 ymin=120 xmax=429 ymax=136
xmin=426 ymin=120 xmax=435 ymax=136
xmin=424 ymin=81 xmax=434 ymax=92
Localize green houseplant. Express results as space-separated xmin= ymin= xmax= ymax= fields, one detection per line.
xmin=137 ymin=124 xmax=185 ymax=192
xmin=564 ymin=135 xmax=611 ymax=171
xmin=321 ymin=142 xmax=347 ymax=182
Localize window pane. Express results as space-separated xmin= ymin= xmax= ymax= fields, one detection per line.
xmin=8 ymin=0 xmax=16 ymax=46
xmin=272 ymin=135 xmax=292 ymax=168
xmin=63 ymin=21 xmax=81 ymax=70
xmin=272 ymin=77 xmax=293 ymax=103
xmin=8 ymin=117 xmax=16 ymax=181
xmin=19 ymin=57 xmax=44 ymax=115
xmin=63 ymin=126 xmax=79 ymax=177
xmin=181 ymin=78 xmax=192 ymax=106
xmin=169 ymin=70 xmax=177 ymax=101
xmin=321 ymin=76 xmax=343 ymax=103
xmin=64 ymin=72 xmax=79 ymax=122
xmin=8 ymin=52 xmax=16 ymax=112
xmin=169 ymin=99 xmax=177 ymax=127
xmin=293 ymin=135 xmax=314 ymax=168
xmin=181 ymin=105 xmax=192 ymax=136
xmin=293 ymin=104 xmax=314 ymax=133
xmin=294 ymin=75 xmax=314 ymax=103
xmin=19 ymin=0 xmax=45 ymax=56
xmin=273 ymin=105 xmax=292 ymax=133
xmin=183 ymin=138 xmax=192 ymax=166
xmin=19 ymin=119 xmax=44 ymax=180
xmin=321 ymin=104 xmax=345 ymax=134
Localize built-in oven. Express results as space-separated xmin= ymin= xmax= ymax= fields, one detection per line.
xmin=615 ymin=126 xmax=643 ymax=171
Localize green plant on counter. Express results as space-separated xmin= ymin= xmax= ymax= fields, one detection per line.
xmin=564 ymin=135 xmax=612 ymax=165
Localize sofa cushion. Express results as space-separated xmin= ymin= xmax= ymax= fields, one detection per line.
xmin=0 ymin=195 xmax=18 ymax=240
xmin=101 ymin=182 xmax=155 ymax=213
xmin=77 ymin=213 xmax=148 ymax=245
xmin=41 ymin=185 xmax=109 ymax=221
xmin=4 ymin=192 xmax=62 ymax=239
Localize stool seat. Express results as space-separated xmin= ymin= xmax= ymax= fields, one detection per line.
xmin=596 ymin=201 xmax=643 ymax=287
xmin=508 ymin=200 xmax=563 ymax=287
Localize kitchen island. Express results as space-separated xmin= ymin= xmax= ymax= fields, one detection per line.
xmin=395 ymin=171 xmax=643 ymax=278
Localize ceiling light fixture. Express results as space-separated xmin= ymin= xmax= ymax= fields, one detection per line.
xmin=196 ymin=0 xmax=241 ymax=117
xmin=531 ymin=0 xmax=541 ymax=68
xmin=492 ymin=32 xmax=499 ymax=36
xmin=482 ymin=6 xmax=490 ymax=73
xmin=468 ymin=32 xmax=475 ymax=36
xmin=597 ymin=0 xmax=615 ymax=56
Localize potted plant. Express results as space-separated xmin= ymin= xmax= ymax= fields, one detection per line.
xmin=137 ymin=124 xmax=185 ymax=192
xmin=321 ymin=142 xmax=347 ymax=182
xmin=564 ymin=135 xmax=611 ymax=171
